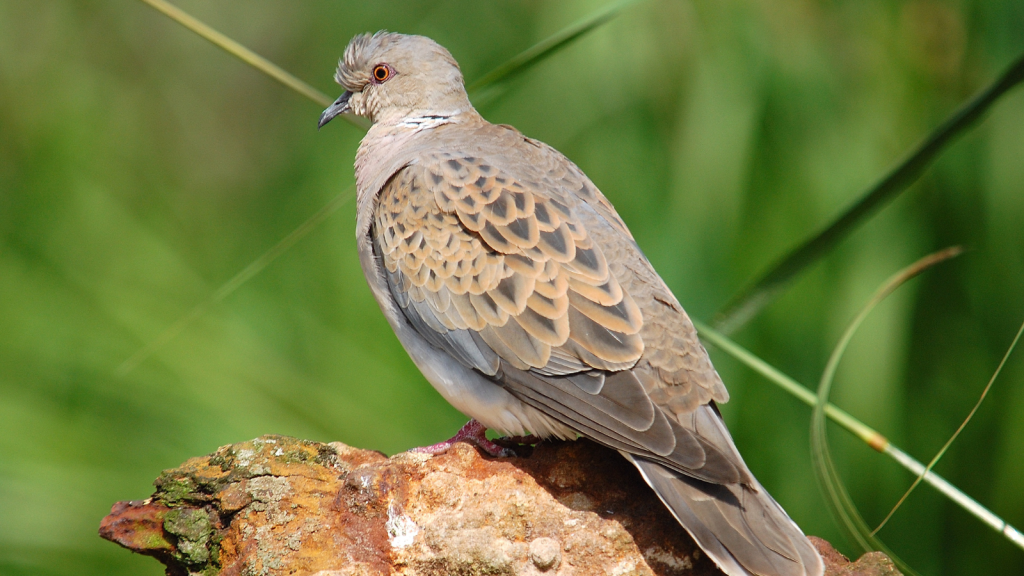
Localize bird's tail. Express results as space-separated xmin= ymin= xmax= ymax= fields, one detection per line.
xmin=625 ymin=454 xmax=824 ymax=576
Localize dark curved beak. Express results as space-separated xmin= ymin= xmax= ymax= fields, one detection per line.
xmin=318 ymin=91 xmax=352 ymax=130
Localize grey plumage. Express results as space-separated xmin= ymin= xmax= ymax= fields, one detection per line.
xmin=320 ymin=31 xmax=823 ymax=576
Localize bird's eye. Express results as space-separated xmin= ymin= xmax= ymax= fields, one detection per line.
xmin=371 ymin=64 xmax=393 ymax=83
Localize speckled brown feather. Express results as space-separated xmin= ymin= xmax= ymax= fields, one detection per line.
xmin=375 ymin=148 xmax=645 ymax=371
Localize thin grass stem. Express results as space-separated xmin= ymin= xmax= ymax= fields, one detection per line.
xmin=884 ymin=444 xmax=1024 ymax=549
xmin=692 ymin=320 xmax=887 ymax=450
xmin=138 ymin=0 xmax=329 ymax=106
xmin=135 ymin=0 xmax=372 ymax=130
xmin=873 ymin=317 xmax=1024 ymax=535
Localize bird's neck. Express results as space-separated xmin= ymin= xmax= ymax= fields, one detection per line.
xmin=352 ymin=109 xmax=485 ymax=240
xmin=372 ymin=105 xmax=482 ymax=132
xmin=355 ymin=107 xmax=485 ymax=193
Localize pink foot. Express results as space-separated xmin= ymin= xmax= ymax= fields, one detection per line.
xmin=411 ymin=419 xmax=514 ymax=458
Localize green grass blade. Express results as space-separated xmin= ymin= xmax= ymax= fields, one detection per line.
xmin=467 ymin=0 xmax=644 ymax=104
xmin=873 ymin=316 xmax=1024 ymax=535
xmin=881 ymin=444 xmax=1024 ymax=549
xmin=692 ymin=320 xmax=888 ymax=451
xmin=714 ymin=54 xmax=1024 ymax=334
xmin=810 ymin=248 xmax=962 ymax=573
xmin=136 ymin=0 xmax=371 ymax=130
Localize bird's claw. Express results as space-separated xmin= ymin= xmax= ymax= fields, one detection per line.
xmin=411 ymin=419 xmax=515 ymax=458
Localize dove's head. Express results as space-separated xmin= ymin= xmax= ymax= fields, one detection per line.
xmin=318 ymin=32 xmax=471 ymax=128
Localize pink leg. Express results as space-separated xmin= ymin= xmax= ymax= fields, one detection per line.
xmin=411 ymin=419 xmax=514 ymax=458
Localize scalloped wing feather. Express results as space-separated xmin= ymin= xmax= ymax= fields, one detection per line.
xmin=375 ymin=158 xmax=644 ymax=376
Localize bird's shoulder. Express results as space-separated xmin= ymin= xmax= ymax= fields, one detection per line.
xmin=417 ymin=121 xmax=633 ymax=236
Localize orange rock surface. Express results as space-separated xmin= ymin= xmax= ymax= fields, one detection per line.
xmin=99 ymin=435 xmax=900 ymax=576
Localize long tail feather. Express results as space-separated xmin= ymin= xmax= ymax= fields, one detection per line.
xmin=627 ymin=454 xmax=824 ymax=576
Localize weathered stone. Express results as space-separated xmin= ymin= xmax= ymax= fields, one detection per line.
xmin=810 ymin=538 xmax=903 ymax=576
xmin=99 ymin=500 xmax=174 ymax=557
xmin=99 ymin=435 xmax=902 ymax=576
xmin=529 ymin=537 xmax=561 ymax=571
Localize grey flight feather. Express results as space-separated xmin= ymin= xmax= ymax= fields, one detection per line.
xmin=323 ymin=31 xmax=824 ymax=576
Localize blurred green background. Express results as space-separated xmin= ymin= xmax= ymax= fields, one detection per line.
xmin=1 ymin=0 xmax=1023 ymax=574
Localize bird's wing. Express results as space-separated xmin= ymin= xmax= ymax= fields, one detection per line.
xmin=373 ymin=126 xmax=735 ymax=481
xmin=374 ymin=146 xmax=646 ymax=373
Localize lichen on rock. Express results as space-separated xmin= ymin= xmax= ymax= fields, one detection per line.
xmin=99 ymin=435 xmax=902 ymax=576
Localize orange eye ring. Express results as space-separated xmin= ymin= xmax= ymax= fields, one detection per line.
xmin=371 ymin=64 xmax=393 ymax=83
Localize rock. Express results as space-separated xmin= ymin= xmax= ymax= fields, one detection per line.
xmin=99 ymin=435 xmax=902 ymax=576
xmin=529 ymin=537 xmax=561 ymax=571
xmin=808 ymin=537 xmax=902 ymax=576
